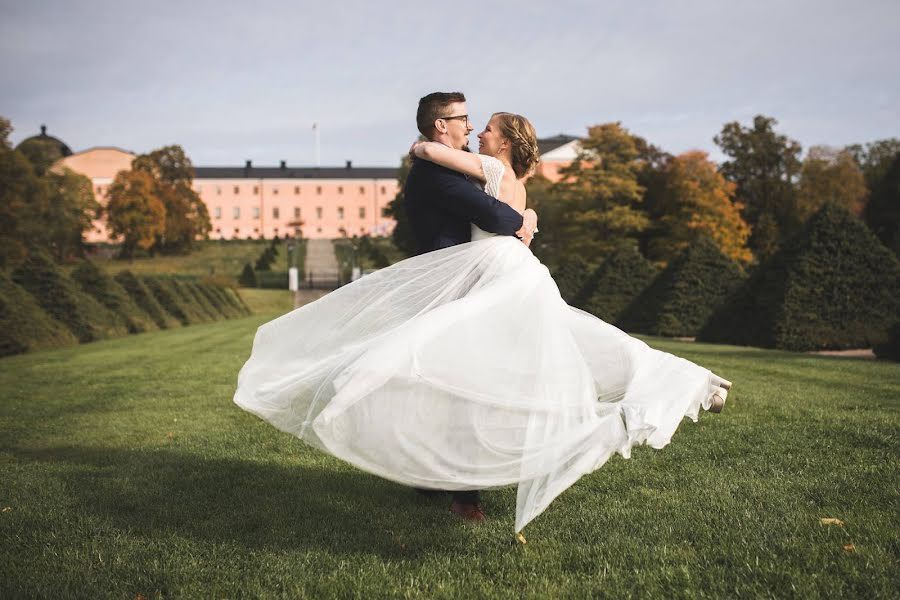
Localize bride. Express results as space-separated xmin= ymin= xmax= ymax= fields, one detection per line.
xmin=233 ymin=111 xmax=731 ymax=534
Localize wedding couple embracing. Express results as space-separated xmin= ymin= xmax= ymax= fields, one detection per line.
xmin=233 ymin=91 xmax=732 ymax=534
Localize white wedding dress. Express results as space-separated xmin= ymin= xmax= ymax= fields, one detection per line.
xmin=234 ymin=156 xmax=728 ymax=533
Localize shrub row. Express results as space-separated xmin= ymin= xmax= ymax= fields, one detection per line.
xmin=0 ymin=254 xmax=252 ymax=358
xmin=555 ymin=205 xmax=898 ymax=357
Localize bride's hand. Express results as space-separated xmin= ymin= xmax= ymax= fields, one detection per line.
xmin=408 ymin=141 xmax=426 ymax=162
xmin=516 ymin=209 xmax=538 ymax=247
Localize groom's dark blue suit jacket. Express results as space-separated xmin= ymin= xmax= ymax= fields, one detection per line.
xmin=404 ymin=160 xmax=524 ymax=255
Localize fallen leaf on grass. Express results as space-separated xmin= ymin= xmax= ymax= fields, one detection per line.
xmin=843 ymin=543 xmax=856 ymax=553
xmin=820 ymin=518 xmax=844 ymax=526
xmin=1 ymin=507 xmax=11 ymax=513
xmin=516 ymin=532 xmax=527 ymax=545
xmin=166 ymin=432 xmax=174 ymax=440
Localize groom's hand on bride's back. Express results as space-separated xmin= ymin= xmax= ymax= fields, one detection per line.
xmin=516 ymin=209 xmax=538 ymax=247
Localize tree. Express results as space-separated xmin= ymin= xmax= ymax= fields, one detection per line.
xmin=864 ymin=153 xmax=900 ymax=255
xmin=0 ymin=148 xmax=47 ymax=267
xmin=43 ymin=168 xmax=101 ymax=261
xmin=647 ymin=150 xmax=752 ymax=266
xmin=552 ymin=122 xmax=650 ymax=259
xmin=792 ymin=146 xmax=868 ymax=232
xmin=132 ymin=145 xmax=211 ymax=254
xmin=383 ymin=153 xmax=416 ymax=257
xmin=715 ymin=115 xmax=802 ymax=260
xmin=105 ymin=170 xmax=166 ymax=260
xmin=845 ymin=138 xmax=900 ymax=189
xmin=0 ymin=116 xmax=11 ymax=150
xmin=524 ymin=173 xmax=564 ymax=269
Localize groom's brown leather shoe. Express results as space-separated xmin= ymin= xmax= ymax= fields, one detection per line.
xmin=450 ymin=500 xmax=487 ymax=523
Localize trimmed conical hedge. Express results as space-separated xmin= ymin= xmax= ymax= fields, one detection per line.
xmin=0 ymin=271 xmax=78 ymax=356
xmin=699 ymin=204 xmax=900 ymax=351
xmin=196 ymin=282 xmax=242 ymax=319
xmin=11 ymin=251 xmax=129 ymax=343
xmin=143 ymin=277 xmax=199 ymax=326
xmin=114 ymin=270 xmax=181 ymax=329
xmin=574 ymin=246 xmax=659 ymax=323
xmin=552 ymin=255 xmax=594 ymax=304
xmin=71 ymin=260 xmax=158 ymax=334
xmin=618 ymin=237 xmax=746 ymax=337
xmin=179 ymin=280 xmax=222 ymax=321
xmin=222 ymin=286 xmax=252 ymax=316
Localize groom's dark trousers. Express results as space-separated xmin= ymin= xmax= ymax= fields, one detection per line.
xmin=403 ymin=159 xmax=525 ymax=505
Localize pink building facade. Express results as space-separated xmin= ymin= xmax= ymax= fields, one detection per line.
xmin=53 ymin=135 xmax=579 ymax=244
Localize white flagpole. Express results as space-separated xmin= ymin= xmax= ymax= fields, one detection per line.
xmin=313 ymin=122 xmax=320 ymax=167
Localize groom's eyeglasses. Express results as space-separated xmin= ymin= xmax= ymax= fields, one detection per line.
xmin=439 ymin=114 xmax=470 ymax=125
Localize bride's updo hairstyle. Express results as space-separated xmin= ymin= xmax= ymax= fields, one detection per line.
xmin=493 ymin=112 xmax=540 ymax=179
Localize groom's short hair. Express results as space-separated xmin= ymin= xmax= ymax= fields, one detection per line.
xmin=417 ymin=92 xmax=466 ymax=138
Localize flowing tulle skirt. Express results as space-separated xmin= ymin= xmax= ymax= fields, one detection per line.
xmin=234 ymin=237 xmax=724 ymax=532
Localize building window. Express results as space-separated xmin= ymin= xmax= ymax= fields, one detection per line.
xmin=316 ymin=186 xmax=322 ymax=195
xmin=381 ymin=186 xmax=386 ymax=195
xmin=216 ymin=186 xmax=222 ymax=195
xmin=273 ymin=207 xmax=279 ymax=219
xmin=294 ymin=186 xmax=300 ymax=195
xmin=316 ymin=207 xmax=322 ymax=219
xmin=215 ymin=227 xmax=221 ymax=234
xmin=252 ymin=207 xmax=260 ymax=219
xmin=337 ymin=207 xmax=344 ymax=219
xmin=214 ymin=206 xmax=222 ymax=219
xmin=233 ymin=207 xmax=240 ymax=219
xmin=359 ymin=206 xmax=366 ymax=219
xmin=234 ymin=227 xmax=239 ymax=234
xmin=294 ymin=207 xmax=300 ymax=218
xmin=338 ymin=186 xmax=343 ymax=195
xmin=253 ymin=186 xmax=259 ymax=195
xmin=359 ymin=186 xmax=365 ymax=195
xmin=234 ymin=186 xmax=240 ymax=194
xmin=272 ymin=186 xmax=279 ymax=195
xmin=95 ymin=186 xmax=102 ymax=194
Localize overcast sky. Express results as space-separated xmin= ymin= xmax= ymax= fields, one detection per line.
xmin=2 ymin=0 xmax=898 ymax=167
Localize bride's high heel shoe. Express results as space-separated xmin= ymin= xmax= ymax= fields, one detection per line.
xmin=710 ymin=374 xmax=732 ymax=391
xmin=708 ymin=390 xmax=726 ymax=413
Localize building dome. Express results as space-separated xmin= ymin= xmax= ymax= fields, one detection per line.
xmin=15 ymin=125 xmax=73 ymax=174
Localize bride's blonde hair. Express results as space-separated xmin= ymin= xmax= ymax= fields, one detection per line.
xmin=493 ymin=112 xmax=540 ymax=179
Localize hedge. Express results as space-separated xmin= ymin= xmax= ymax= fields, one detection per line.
xmin=699 ymin=204 xmax=900 ymax=351
xmin=11 ymin=250 xmax=129 ymax=343
xmin=574 ymin=245 xmax=658 ymax=323
xmin=618 ymin=237 xmax=746 ymax=337
xmin=0 ymin=270 xmax=78 ymax=356
xmin=114 ymin=270 xmax=181 ymax=330
xmin=72 ymin=260 xmax=158 ymax=334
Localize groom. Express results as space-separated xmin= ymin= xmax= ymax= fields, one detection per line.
xmin=403 ymin=91 xmax=538 ymax=523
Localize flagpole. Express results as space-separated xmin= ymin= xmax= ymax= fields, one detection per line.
xmin=313 ymin=122 xmax=320 ymax=167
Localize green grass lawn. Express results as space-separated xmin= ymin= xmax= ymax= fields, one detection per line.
xmin=84 ymin=240 xmax=299 ymax=280
xmin=1 ymin=314 xmax=897 ymax=599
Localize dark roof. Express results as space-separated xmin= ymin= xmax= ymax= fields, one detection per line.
xmin=194 ymin=165 xmax=398 ymax=180
xmin=537 ymin=134 xmax=580 ymax=157
xmin=16 ymin=125 xmax=73 ymax=157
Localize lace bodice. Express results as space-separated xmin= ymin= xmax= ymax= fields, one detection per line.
xmin=471 ymin=155 xmax=506 ymax=241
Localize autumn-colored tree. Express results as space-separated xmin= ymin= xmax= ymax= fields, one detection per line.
xmin=132 ymin=145 xmax=211 ymax=254
xmin=105 ymin=170 xmax=166 ymax=260
xmin=552 ymin=122 xmax=650 ymax=259
xmin=792 ymin=146 xmax=868 ymax=232
xmin=715 ymin=115 xmax=802 ymax=260
xmin=648 ymin=151 xmax=752 ymax=266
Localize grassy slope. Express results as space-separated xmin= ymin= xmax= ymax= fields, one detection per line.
xmin=84 ymin=240 xmax=292 ymax=279
xmin=0 ymin=317 xmax=897 ymax=599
